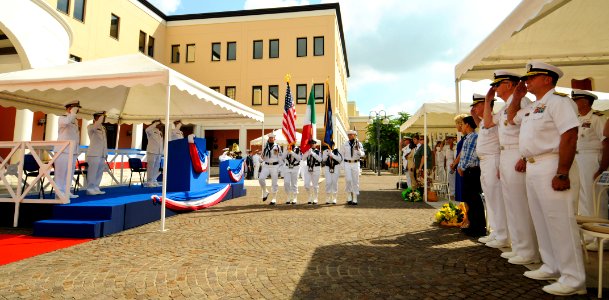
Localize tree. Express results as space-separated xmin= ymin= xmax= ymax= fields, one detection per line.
xmin=363 ymin=111 xmax=410 ymax=170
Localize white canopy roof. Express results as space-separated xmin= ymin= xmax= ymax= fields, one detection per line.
xmin=400 ymin=102 xmax=473 ymax=133
xmin=456 ymin=0 xmax=609 ymax=92
xmin=250 ymin=129 xmax=303 ymax=146
xmin=0 ymin=54 xmax=264 ymax=125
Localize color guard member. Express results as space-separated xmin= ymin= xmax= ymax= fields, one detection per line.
xmin=302 ymin=140 xmax=322 ymax=205
xmin=341 ymin=130 xmax=364 ymax=205
xmin=282 ymin=144 xmax=301 ymax=204
xmin=259 ymin=133 xmax=282 ymax=205
xmin=323 ymin=146 xmax=343 ymax=204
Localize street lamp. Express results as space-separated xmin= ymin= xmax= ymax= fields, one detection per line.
xmin=368 ymin=110 xmax=389 ymax=176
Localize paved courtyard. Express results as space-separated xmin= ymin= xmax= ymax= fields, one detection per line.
xmin=0 ymin=171 xmax=602 ymax=299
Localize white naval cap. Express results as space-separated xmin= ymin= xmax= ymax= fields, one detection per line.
xmin=64 ymin=100 xmax=82 ymax=108
xmin=571 ymin=89 xmax=598 ymax=101
xmin=470 ymin=93 xmax=489 ymax=106
xmin=522 ymin=61 xmax=563 ymax=80
xmin=222 ymin=147 xmax=229 ymax=151
xmin=267 ymin=132 xmax=276 ymax=138
xmin=491 ymin=70 xmax=521 ymax=86
xmin=347 ymin=130 xmax=357 ymax=135
xmin=446 ymin=133 xmax=457 ymax=138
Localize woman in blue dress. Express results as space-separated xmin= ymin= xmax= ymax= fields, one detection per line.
xmin=450 ymin=114 xmax=468 ymax=202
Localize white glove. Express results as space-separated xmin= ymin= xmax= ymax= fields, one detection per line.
xmin=188 ymin=134 xmax=195 ymax=144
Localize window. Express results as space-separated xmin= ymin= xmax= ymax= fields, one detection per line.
xmin=148 ymin=36 xmax=155 ymax=57
xmin=297 ymin=38 xmax=307 ymax=57
xmin=186 ymin=44 xmax=195 ymax=62
xmin=269 ymin=85 xmax=279 ymax=105
xmin=57 ymin=0 xmax=69 ymax=14
xmin=253 ymin=40 xmax=263 ymax=59
xmin=211 ymin=43 xmax=221 ymax=61
xmin=269 ymin=39 xmax=279 ymax=58
xmin=110 ymin=14 xmax=120 ymax=40
xmin=296 ymin=84 xmax=307 ymax=104
xmin=210 ymin=87 xmax=220 ymax=93
xmin=171 ymin=45 xmax=180 ymax=63
xmin=227 ymin=42 xmax=236 ymax=61
xmin=314 ymin=83 xmax=324 ymax=103
xmin=226 ymin=86 xmax=236 ymax=100
xmin=73 ymin=0 xmax=85 ymax=22
xmin=252 ymin=86 xmax=262 ymax=105
xmin=314 ymin=36 xmax=324 ymax=56
xmin=138 ymin=31 xmax=146 ymax=53
xmin=69 ymin=54 xmax=81 ymax=62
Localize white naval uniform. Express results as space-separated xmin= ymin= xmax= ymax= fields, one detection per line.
xmin=476 ymin=118 xmax=508 ymax=244
xmin=281 ymin=148 xmax=301 ymax=204
xmin=86 ymin=118 xmax=108 ymax=193
xmin=252 ymin=153 xmax=261 ymax=179
xmin=434 ymin=146 xmax=445 ymax=181
xmin=516 ymin=89 xmax=585 ymax=290
xmin=302 ymin=148 xmax=322 ymax=204
xmin=443 ymin=144 xmax=455 ymax=196
xmin=402 ymin=146 xmax=413 ymax=188
xmin=169 ymin=124 xmax=184 ymax=141
xmin=323 ymin=149 xmax=343 ymax=204
xmin=219 ymin=151 xmax=231 ymax=162
xmin=258 ymin=142 xmax=282 ymax=203
xmin=145 ymin=124 xmax=163 ymax=186
xmin=575 ymin=110 xmax=608 ymax=218
xmin=55 ymin=110 xmax=80 ymax=197
xmin=341 ymin=139 xmax=365 ymax=202
xmin=496 ymin=95 xmax=539 ymax=261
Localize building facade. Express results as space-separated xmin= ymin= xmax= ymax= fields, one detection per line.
xmin=0 ymin=0 xmax=351 ymax=162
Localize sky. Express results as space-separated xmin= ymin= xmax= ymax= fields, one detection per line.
xmin=148 ymin=0 xmax=523 ymax=116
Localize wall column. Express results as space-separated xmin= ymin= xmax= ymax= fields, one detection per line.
xmin=80 ymin=118 xmax=92 ymax=146
xmin=239 ymin=126 xmax=247 ymax=152
xmin=131 ymin=123 xmax=143 ymax=149
xmin=13 ymin=109 xmax=33 ymax=142
xmin=195 ymin=125 xmax=205 ymax=138
xmin=44 ymin=113 xmax=59 ymax=141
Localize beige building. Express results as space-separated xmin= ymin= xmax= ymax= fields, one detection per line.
xmin=0 ymin=0 xmax=351 ymax=161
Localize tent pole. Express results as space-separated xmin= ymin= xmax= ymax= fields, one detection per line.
xmin=160 ymin=81 xmax=170 ymax=233
xmin=398 ymin=131 xmax=402 ymax=184
xmin=455 ymin=78 xmax=461 ymax=114
xmin=261 ymin=121 xmax=265 ymax=198
xmin=114 ymin=118 xmax=123 ymax=184
xmin=424 ymin=113 xmax=428 ymax=203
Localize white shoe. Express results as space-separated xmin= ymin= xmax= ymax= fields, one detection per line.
xmin=86 ymin=189 xmax=101 ymax=196
xmin=508 ymin=256 xmax=540 ymax=265
xmin=485 ymin=240 xmax=509 ymax=249
xmin=69 ymin=193 xmax=79 ymax=199
xmin=542 ymin=282 xmax=587 ymax=296
xmin=500 ymin=251 xmax=517 ymax=259
xmin=95 ymin=188 xmax=106 ymax=195
xmin=523 ymin=269 xmax=559 ymax=281
xmin=478 ymin=235 xmax=494 ymax=244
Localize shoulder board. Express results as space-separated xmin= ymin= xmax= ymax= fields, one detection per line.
xmin=593 ymin=111 xmax=604 ymax=116
xmin=553 ymin=92 xmax=569 ymax=97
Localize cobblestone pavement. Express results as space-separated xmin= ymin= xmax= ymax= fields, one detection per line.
xmin=0 ymin=171 xmax=599 ymax=299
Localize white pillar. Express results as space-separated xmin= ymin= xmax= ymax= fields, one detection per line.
xmin=195 ymin=125 xmax=205 ymax=137
xmin=239 ymin=126 xmax=247 ymax=152
xmin=131 ymin=123 xmax=143 ymax=149
xmin=13 ymin=109 xmax=33 ymax=142
xmin=45 ymin=114 xmax=59 ymax=141
xmin=80 ymin=118 xmax=92 ymax=146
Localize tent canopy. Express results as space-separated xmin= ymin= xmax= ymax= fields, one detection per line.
xmin=456 ymin=0 xmax=609 ymax=93
xmin=0 ymin=54 xmax=264 ymax=125
xmin=250 ymin=129 xmax=304 ymax=146
xmin=400 ymin=102 xmax=473 ymax=133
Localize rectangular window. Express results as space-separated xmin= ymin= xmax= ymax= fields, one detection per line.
xmin=296 ymin=84 xmax=307 ymax=104
xmin=314 ymin=36 xmax=324 ymax=56
xmin=226 ymin=86 xmax=236 ymax=100
xmin=253 ymin=40 xmax=263 ymax=59
xmin=297 ymin=37 xmax=307 ymax=57
xmin=268 ymin=85 xmax=279 ymax=105
xmin=227 ymin=42 xmax=236 ymax=61
xmin=211 ymin=42 xmax=221 ymax=61
xmin=252 ymin=86 xmax=262 ymax=106
xmin=269 ymin=39 xmax=279 ymax=58
xmin=171 ymin=45 xmax=180 ymax=63
xmin=57 ymin=0 xmax=69 ymax=14
xmin=186 ymin=44 xmax=195 ymax=62
xmin=73 ymin=0 xmax=85 ymax=22
xmin=138 ymin=31 xmax=146 ymax=53
xmin=314 ymin=83 xmax=324 ymax=103
xmin=110 ymin=14 xmax=120 ymax=40
xmin=147 ymin=36 xmax=155 ymax=57
xmin=210 ymin=87 xmax=220 ymax=93
xmin=69 ymin=54 xmax=81 ymax=62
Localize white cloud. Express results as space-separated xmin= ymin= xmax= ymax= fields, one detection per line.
xmin=148 ymin=0 xmax=181 ymax=14
xmin=244 ymin=0 xmax=310 ymax=10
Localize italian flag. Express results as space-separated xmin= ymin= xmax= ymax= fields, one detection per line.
xmin=300 ymin=87 xmax=316 ymax=153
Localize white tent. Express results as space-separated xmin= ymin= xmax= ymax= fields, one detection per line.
xmin=250 ymin=129 xmax=302 ymax=146
xmin=455 ymin=0 xmax=609 ymax=109
xmin=0 ymin=53 xmax=264 ymax=231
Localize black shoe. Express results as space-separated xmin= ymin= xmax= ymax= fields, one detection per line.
xmin=285 ymin=202 xmax=291 ymax=205
xmin=347 ymin=201 xmax=353 ymax=205
xmin=351 ymin=202 xmax=358 ymax=206
xmin=269 ymin=202 xmax=276 ymax=205
xmin=262 ymin=192 xmax=269 ymax=201
xmin=307 ymin=202 xmax=312 ymax=205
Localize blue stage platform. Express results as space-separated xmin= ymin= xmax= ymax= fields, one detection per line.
xmin=32 ymin=183 xmax=243 ymax=238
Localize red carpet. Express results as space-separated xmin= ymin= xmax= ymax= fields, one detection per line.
xmin=0 ymin=234 xmax=92 ymax=266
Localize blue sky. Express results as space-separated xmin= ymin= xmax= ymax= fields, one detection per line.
xmin=149 ymin=0 xmax=522 ymax=116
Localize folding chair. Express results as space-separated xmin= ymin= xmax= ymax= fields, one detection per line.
xmin=128 ymin=158 xmax=146 ymax=187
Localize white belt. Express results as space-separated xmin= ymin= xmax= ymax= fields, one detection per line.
xmin=576 ymin=149 xmax=600 ymax=154
xmin=525 ymin=152 xmax=558 ymax=164
xmin=500 ymin=144 xmax=519 ymax=151
xmin=477 ymin=153 xmax=499 ymax=161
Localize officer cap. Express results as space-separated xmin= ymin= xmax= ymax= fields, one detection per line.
xmin=446 ymin=133 xmax=457 ymax=138
xmin=470 ymin=93 xmax=491 ymax=106
xmin=347 ymin=130 xmax=357 ymax=135
xmin=571 ymin=89 xmax=598 ymax=102
xmin=491 ymin=70 xmax=521 ymax=86
xmin=521 ymin=61 xmax=563 ymax=81
xmin=92 ymin=111 xmax=105 ymax=117
xmin=222 ymin=147 xmax=229 ymax=151
xmin=64 ymin=100 xmax=82 ymax=108
xmin=402 ymin=135 xmax=412 ymax=140
xmin=267 ymin=133 xmax=276 ymax=138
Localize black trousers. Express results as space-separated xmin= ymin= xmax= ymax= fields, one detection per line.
xmin=462 ymin=166 xmax=486 ymax=236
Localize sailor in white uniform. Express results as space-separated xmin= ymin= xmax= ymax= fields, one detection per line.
xmin=145 ymin=120 xmax=163 ymax=187
xmin=219 ymin=148 xmax=232 ymax=162
xmin=323 ymin=146 xmax=343 ymax=204
xmin=55 ymin=100 xmax=82 ymax=198
xmin=302 ymin=140 xmax=322 ymax=204
xmin=86 ymin=111 xmax=108 ymax=195
xmin=170 ymin=120 xmax=184 ymax=141
xmin=401 ymin=136 xmax=413 ymax=187
xmin=340 ymin=130 xmax=364 ymax=205
xmin=259 ymin=133 xmax=282 ymax=205
xmin=282 ymin=144 xmax=301 ymax=204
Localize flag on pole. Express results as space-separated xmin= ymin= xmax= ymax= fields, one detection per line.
xmin=322 ymin=81 xmax=334 ymax=149
xmin=282 ymin=80 xmax=297 ymax=145
xmin=300 ymin=85 xmax=316 ymax=153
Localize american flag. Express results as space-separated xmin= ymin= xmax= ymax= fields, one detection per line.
xmin=282 ymin=82 xmax=297 ymax=145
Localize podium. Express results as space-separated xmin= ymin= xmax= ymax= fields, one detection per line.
xmin=219 ymin=159 xmax=246 ymax=198
xmin=166 ymin=137 xmax=209 ymax=192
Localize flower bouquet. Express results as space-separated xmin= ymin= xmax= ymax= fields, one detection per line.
xmin=434 ymin=201 xmax=466 ymax=227
xmin=401 ymin=187 xmax=422 ymax=202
